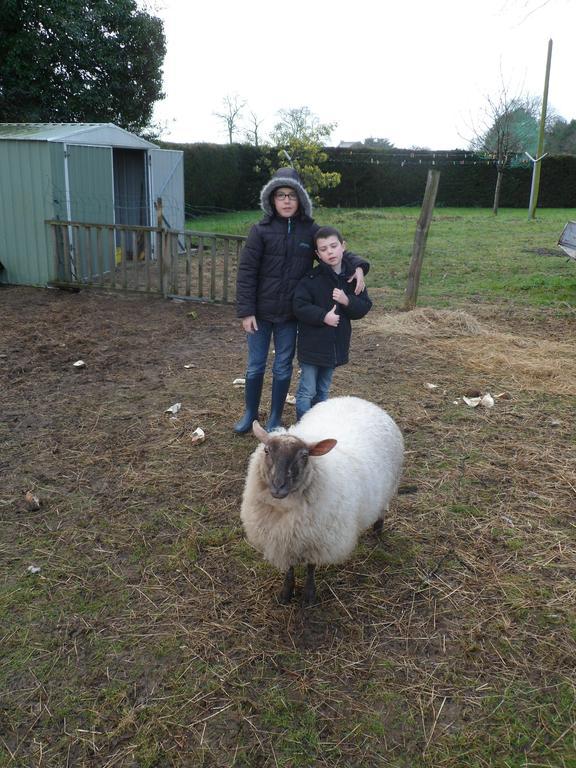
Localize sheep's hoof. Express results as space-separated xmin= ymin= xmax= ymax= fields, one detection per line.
xmin=372 ymin=519 xmax=383 ymax=535
xmin=278 ymin=567 xmax=295 ymax=604
xmin=302 ymin=587 xmax=316 ymax=606
xmin=278 ymin=587 xmax=293 ymax=605
xmin=302 ymin=564 xmax=316 ymax=605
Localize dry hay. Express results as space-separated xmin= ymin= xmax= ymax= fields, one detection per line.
xmin=364 ymin=307 xmax=487 ymax=337
xmin=364 ymin=307 xmax=576 ymax=396
xmin=435 ymin=334 xmax=576 ymax=395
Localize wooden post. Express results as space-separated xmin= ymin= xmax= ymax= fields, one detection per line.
xmin=155 ymin=197 xmax=166 ymax=295
xmin=404 ymin=169 xmax=441 ymax=311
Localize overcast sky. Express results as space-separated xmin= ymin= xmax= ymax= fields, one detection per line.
xmin=151 ymin=0 xmax=573 ymax=150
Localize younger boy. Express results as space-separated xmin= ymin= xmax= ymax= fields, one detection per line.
xmin=293 ymin=226 xmax=372 ymax=419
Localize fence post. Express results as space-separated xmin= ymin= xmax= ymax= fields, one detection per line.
xmin=155 ymin=197 xmax=167 ymax=296
xmin=404 ymin=169 xmax=441 ymax=311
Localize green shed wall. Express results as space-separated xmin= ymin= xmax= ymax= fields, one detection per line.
xmin=0 ymin=140 xmax=55 ymax=285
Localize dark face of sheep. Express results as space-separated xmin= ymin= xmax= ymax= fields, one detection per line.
xmin=252 ymin=421 xmax=337 ymax=499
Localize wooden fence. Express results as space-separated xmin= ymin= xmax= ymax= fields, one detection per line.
xmin=47 ymin=219 xmax=246 ymax=304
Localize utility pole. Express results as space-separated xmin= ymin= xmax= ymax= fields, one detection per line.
xmin=528 ymin=39 xmax=553 ymax=220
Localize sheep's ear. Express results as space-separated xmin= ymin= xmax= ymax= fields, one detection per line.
xmin=252 ymin=420 xmax=270 ymax=444
xmin=308 ymin=438 xmax=337 ymax=456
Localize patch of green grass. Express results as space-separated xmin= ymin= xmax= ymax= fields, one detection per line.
xmin=259 ymin=688 xmax=320 ymax=767
xmin=190 ymin=206 xmax=576 ymax=308
xmin=448 ymin=502 xmax=482 ymax=518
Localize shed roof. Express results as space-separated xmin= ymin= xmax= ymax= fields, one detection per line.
xmin=0 ymin=123 xmax=157 ymax=150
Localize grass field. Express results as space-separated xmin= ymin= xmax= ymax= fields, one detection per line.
xmin=188 ymin=207 xmax=576 ymax=307
xmin=1 ymin=207 xmax=575 ymax=767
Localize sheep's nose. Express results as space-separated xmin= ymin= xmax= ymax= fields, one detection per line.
xmin=270 ymin=485 xmax=290 ymax=499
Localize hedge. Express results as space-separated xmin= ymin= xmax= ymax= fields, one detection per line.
xmin=160 ymin=142 xmax=576 ymax=212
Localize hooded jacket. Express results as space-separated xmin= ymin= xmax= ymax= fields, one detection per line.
xmin=236 ymin=168 xmax=369 ymax=322
xmin=293 ymin=260 xmax=372 ymax=368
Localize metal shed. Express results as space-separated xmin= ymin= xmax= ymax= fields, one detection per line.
xmin=0 ymin=123 xmax=184 ymax=286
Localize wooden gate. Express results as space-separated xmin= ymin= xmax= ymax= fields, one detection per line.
xmin=47 ymin=219 xmax=246 ymax=304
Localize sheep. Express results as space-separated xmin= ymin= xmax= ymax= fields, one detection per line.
xmin=239 ymin=396 xmax=404 ymax=604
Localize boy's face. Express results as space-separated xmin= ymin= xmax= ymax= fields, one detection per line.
xmin=316 ymin=235 xmax=346 ymax=271
xmin=273 ymin=186 xmax=299 ymax=218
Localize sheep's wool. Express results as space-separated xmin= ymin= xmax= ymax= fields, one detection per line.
xmin=240 ymin=397 xmax=404 ymax=572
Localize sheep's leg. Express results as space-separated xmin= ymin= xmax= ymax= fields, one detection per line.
xmin=279 ymin=566 xmax=295 ymax=604
xmin=302 ymin=563 xmax=316 ymax=605
xmin=372 ymin=518 xmax=383 ymax=535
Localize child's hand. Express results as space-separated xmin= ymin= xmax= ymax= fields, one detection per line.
xmin=241 ymin=315 xmax=258 ymax=333
xmin=332 ymin=288 xmax=349 ymax=306
xmin=349 ymin=267 xmax=365 ymax=294
xmin=324 ymin=304 xmax=340 ymax=327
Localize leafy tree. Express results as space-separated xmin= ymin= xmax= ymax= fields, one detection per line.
xmin=268 ymin=106 xmax=340 ymax=198
xmin=214 ymin=94 xmax=245 ymax=144
xmin=0 ymin=0 xmax=165 ymax=135
xmin=545 ymin=116 xmax=576 ymax=154
xmin=363 ymin=137 xmax=394 ymax=149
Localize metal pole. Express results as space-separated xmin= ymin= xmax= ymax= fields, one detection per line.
xmin=528 ymin=39 xmax=553 ymax=220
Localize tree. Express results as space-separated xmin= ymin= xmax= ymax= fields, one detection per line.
xmin=470 ymin=88 xmax=539 ymax=214
xmin=363 ymin=137 xmax=394 ymax=149
xmin=244 ymin=110 xmax=265 ymax=147
xmin=545 ymin=116 xmax=576 ymax=154
xmin=269 ymin=106 xmax=340 ymax=197
xmin=0 ymin=0 xmax=166 ymax=135
xmin=214 ymin=94 xmax=245 ymax=144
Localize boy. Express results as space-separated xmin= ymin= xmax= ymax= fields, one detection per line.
xmin=293 ymin=226 xmax=372 ymax=420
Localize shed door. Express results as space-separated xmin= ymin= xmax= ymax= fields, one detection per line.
xmin=148 ymin=149 xmax=184 ymax=232
xmin=67 ymin=144 xmax=114 ymax=224
xmin=65 ymin=144 xmax=114 ymax=280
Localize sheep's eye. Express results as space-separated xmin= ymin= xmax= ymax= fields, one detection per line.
xmin=263 ymin=446 xmax=269 ymax=454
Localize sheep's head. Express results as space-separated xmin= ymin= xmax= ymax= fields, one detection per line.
xmin=252 ymin=421 xmax=337 ymax=499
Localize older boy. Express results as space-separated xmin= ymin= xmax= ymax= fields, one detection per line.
xmin=293 ymin=226 xmax=372 ymax=420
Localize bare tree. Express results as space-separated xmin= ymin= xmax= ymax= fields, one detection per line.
xmin=214 ymin=94 xmax=245 ymax=143
xmin=244 ymin=110 xmax=265 ymax=147
xmin=469 ymin=85 xmax=539 ymax=214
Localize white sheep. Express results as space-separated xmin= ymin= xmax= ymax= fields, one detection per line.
xmin=239 ymin=396 xmax=404 ymax=604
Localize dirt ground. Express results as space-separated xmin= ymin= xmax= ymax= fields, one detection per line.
xmin=1 ymin=285 xmax=575 ymax=767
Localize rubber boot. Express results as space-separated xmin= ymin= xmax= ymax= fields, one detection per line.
xmin=233 ymin=374 xmax=264 ymax=434
xmin=265 ymin=377 xmax=292 ymax=431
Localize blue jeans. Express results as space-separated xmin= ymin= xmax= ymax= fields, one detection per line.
xmin=296 ymin=363 xmax=334 ymax=417
xmin=246 ymin=320 xmax=297 ymax=380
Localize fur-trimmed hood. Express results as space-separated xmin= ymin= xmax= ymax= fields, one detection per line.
xmin=260 ymin=167 xmax=313 ymax=220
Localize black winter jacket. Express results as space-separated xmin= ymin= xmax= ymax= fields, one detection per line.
xmin=235 ymin=167 xmax=369 ymax=322
xmin=293 ymin=260 xmax=372 ymax=368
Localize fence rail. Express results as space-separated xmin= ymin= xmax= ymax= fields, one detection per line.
xmin=47 ymin=219 xmax=246 ymax=303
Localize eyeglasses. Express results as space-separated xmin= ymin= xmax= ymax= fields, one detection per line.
xmin=274 ymin=191 xmax=298 ymax=201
